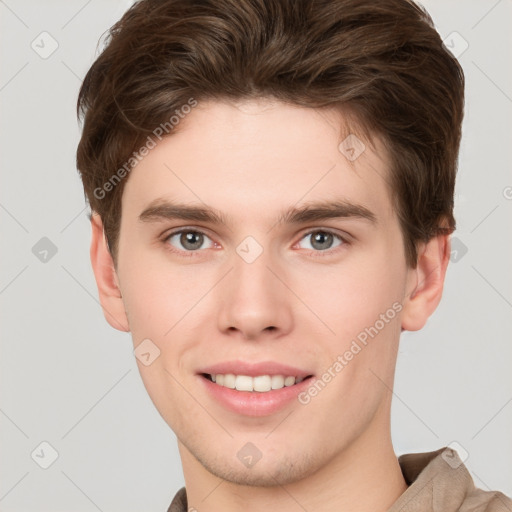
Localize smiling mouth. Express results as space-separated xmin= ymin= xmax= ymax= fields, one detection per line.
xmin=201 ymin=373 xmax=313 ymax=392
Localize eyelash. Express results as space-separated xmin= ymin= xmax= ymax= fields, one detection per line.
xmin=161 ymin=227 xmax=349 ymax=258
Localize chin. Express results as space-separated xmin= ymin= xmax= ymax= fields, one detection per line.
xmin=188 ymin=438 xmax=323 ymax=487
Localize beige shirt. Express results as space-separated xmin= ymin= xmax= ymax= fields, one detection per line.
xmin=167 ymin=447 xmax=512 ymax=511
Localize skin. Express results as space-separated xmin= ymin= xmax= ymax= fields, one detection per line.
xmin=90 ymin=99 xmax=450 ymax=512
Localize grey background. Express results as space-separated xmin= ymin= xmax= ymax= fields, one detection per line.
xmin=1 ymin=0 xmax=511 ymax=510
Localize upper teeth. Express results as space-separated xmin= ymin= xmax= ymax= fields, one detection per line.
xmin=211 ymin=374 xmax=304 ymax=392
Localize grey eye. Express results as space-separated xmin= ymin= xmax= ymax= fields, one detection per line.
xmin=167 ymin=230 xmax=213 ymax=251
xmin=299 ymin=231 xmax=343 ymax=251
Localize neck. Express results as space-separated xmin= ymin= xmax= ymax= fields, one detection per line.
xmin=178 ymin=419 xmax=407 ymax=512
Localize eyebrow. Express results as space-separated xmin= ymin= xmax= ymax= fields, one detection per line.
xmin=138 ymin=198 xmax=377 ymax=226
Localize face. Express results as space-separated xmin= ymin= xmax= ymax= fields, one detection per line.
xmin=95 ymin=99 xmax=437 ymax=486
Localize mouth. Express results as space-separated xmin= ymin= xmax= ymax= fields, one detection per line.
xmin=196 ymin=360 xmax=315 ymax=416
xmin=200 ymin=372 xmax=313 ymax=392
xmin=198 ymin=372 xmax=315 ymax=416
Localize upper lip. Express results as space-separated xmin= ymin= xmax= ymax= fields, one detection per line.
xmin=197 ymin=360 xmax=313 ymax=378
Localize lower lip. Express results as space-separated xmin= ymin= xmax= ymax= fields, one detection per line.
xmin=198 ymin=375 xmax=314 ymax=417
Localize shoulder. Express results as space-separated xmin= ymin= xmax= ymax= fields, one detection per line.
xmin=460 ymin=488 xmax=512 ymax=512
xmin=389 ymin=447 xmax=512 ymax=512
xmin=167 ymin=486 xmax=187 ymax=512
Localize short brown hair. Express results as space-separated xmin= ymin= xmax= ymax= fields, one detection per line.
xmin=76 ymin=0 xmax=464 ymax=267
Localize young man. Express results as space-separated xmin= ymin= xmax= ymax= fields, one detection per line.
xmin=76 ymin=0 xmax=511 ymax=510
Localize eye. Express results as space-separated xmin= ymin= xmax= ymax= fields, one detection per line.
xmin=297 ymin=230 xmax=344 ymax=251
xmin=165 ymin=229 xmax=215 ymax=252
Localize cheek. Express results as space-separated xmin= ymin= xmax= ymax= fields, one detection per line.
xmin=117 ymin=256 xmax=209 ymax=422
xmin=121 ymin=264 xmax=206 ymax=340
xmin=117 ymin=247 xmax=225 ymax=378
xmin=292 ymin=251 xmax=405 ymax=341
xmin=294 ymin=258 xmax=403 ymax=421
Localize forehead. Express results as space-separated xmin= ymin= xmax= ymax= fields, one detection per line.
xmin=121 ymin=99 xmax=394 ymax=226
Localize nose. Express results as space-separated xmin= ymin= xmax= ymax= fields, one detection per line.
xmin=216 ymin=249 xmax=294 ymax=341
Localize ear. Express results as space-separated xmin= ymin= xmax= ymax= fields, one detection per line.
xmin=401 ymin=234 xmax=450 ymax=331
xmin=90 ymin=213 xmax=130 ymax=332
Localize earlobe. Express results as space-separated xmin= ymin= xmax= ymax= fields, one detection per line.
xmin=401 ymin=234 xmax=450 ymax=331
xmin=90 ymin=213 xmax=130 ymax=332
